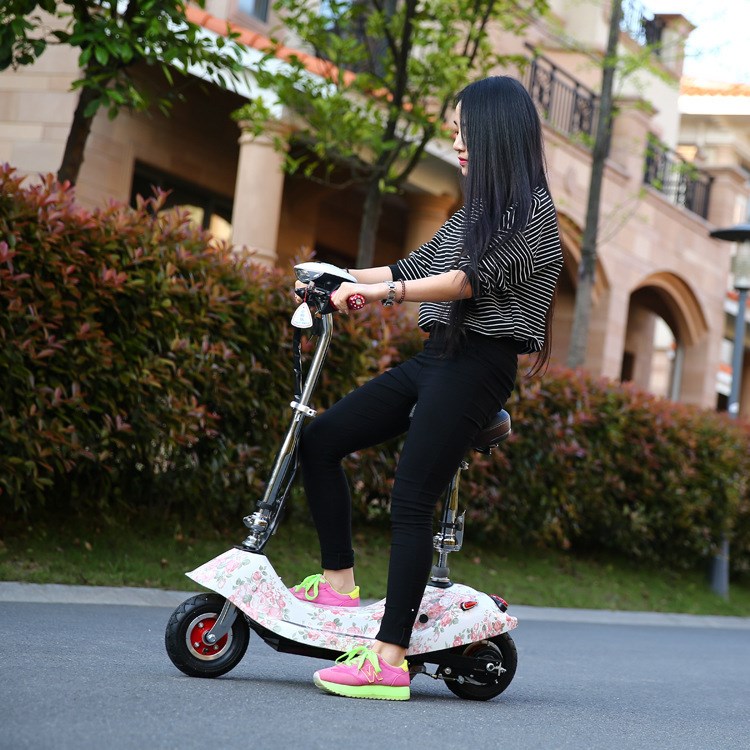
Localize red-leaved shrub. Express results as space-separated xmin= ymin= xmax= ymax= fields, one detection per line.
xmin=2 ymin=165 xmax=748 ymax=572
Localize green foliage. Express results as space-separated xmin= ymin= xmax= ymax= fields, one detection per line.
xmin=2 ymin=168 xmax=748 ymax=573
xmin=458 ymin=368 xmax=750 ymax=574
xmin=235 ymin=0 xmax=550 ymax=266
xmin=235 ymin=0 xmax=549 ymax=193
xmin=0 ymin=164 xmax=422 ymax=515
xmin=0 ymin=1 xmax=245 ymax=119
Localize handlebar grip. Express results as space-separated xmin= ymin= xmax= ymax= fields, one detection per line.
xmin=347 ymin=293 xmax=366 ymax=310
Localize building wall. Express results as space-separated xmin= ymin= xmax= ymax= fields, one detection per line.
xmin=0 ymin=48 xmax=242 ymax=210
xmin=519 ymin=1 xmax=687 ymax=149
xmin=678 ymin=83 xmax=750 ymax=417
xmin=75 ymin=66 xmax=243 ymax=210
xmin=0 ymin=43 xmax=80 ymax=179
xmin=1 ymin=3 xmax=745 ymax=413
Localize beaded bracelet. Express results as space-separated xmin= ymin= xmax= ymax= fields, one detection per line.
xmin=396 ymin=278 xmax=406 ymax=304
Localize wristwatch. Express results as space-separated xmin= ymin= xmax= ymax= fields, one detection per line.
xmin=381 ymin=280 xmax=397 ymax=307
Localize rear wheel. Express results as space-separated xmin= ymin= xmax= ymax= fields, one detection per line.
xmin=439 ymin=633 xmax=517 ymax=701
xmin=165 ymin=593 xmax=249 ymax=678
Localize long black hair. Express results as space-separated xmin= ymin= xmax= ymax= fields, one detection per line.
xmin=438 ymin=76 xmax=555 ymax=376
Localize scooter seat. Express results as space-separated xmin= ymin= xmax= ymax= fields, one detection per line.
xmin=409 ymin=404 xmax=511 ymax=453
xmin=472 ymin=409 xmax=511 ymax=453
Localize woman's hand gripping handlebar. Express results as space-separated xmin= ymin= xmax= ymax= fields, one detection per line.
xmin=294 ymin=281 xmax=367 ymax=315
xmin=330 ymin=281 xmax=371 ymax=314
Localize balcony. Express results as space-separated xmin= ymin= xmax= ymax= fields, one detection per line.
xmin=522 ymin=47 xmax=599 ymax=145
xmin=644 ymin=135 xmax=713 ymax=219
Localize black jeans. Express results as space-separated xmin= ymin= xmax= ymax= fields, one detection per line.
xmin=299 ymin=330 xmax=519 ymax=647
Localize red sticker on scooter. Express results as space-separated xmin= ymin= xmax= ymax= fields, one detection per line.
xmin=460 ymin=601 xmax=478 ymax=611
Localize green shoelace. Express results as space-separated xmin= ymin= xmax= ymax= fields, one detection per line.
xmin=335 ymin=646 xmax=382 ymax=678
xmin=294 ymin=573 xmax=327 ymax=601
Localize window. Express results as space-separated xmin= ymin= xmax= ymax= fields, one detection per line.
xmin=130 ymin=163 xmax=233 ymax=244
xmin=238 ymin=0 xmax=269 ymax=22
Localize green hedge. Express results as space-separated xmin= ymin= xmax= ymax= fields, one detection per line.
xmin=0 ymin=164 xmax=421 ymax=516
xmin=461 ymin=371 xmax=750 ymax=573
xmin=2 ymin=165 xmax=749 ymax=573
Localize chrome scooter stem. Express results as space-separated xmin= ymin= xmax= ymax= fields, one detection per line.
xmin=241 ymin=315 xmax=333 ymax=551
xmin=430 ymin=459 xmax=468 ymax=587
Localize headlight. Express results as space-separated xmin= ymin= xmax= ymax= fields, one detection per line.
xmin=294 ymin=262 xmax=355 ymax=287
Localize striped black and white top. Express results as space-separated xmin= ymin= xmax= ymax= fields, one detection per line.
xmin=391 ymin=186 xmax=563 ymax=353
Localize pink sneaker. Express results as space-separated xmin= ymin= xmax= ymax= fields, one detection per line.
xmin=314 ymin=645 xmax=410 ymax=700
xmin=290 ymin=573 xmax=360 ymax=607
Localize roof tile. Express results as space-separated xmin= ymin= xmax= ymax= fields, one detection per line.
xmin=681 ymin=78 xmax=750 ymax=97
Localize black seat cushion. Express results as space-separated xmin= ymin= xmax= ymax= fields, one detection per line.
xmin=408 ymin=405 xmax=511 ymax=453
xmin=472 ymin=409 xmax=511 ymax=452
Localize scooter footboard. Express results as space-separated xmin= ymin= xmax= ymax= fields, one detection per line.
xmin=187 ymin=547 xmax=517 ymax=657
xmin=408 ymin=584 xmax=517 ymax=655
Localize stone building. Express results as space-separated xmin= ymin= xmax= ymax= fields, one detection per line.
xmin=1 ymin=0 xmax=748 ymax=415
xmin=677 ymin=77 xmax=750 ymax=416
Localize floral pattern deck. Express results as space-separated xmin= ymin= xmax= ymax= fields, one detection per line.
xmin=187 ymin=548 xmax=517 ymax=656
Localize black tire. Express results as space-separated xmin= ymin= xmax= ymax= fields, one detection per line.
xmin=165 ymin=594 xmax=250 ymax=678
xmin=440 ymin=633 xmax=517 ymax=701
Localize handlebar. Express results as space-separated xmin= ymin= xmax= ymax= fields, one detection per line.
xmin=293 ymin=286 xmax=365 ymax=315
xmin=346 ymin=293 xmax=366 ymax=310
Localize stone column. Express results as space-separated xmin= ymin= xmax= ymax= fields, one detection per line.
xmin=653 ymin=14 xmax=695 ymax=78
xmin=623 ymin=306 xmax=657 ymax=390
xmin=608 ymin=97 xmax=654 ymax=186
xmin=592 ymin=285 xmax=628 ymax=381
xmin=231 ymin=121 xmax=288 ymax=266
xmin=704 ymin=166 xmax=750 ymax=229
xmin=403 ymin=193 xmax=457 ymax=253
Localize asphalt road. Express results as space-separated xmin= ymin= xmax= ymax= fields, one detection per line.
xmin=1 ymin=587 xmax=749 ymax=750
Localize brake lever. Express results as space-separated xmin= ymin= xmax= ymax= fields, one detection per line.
xmin=291 ymin=283 xmax=358 ymax=322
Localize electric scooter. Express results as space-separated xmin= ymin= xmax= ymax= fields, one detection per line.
xmin=165 ymin=261 xmax=518 ymax=701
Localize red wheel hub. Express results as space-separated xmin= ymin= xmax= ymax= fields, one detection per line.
xmin=188 ymin=617 xmax=229 ymax=656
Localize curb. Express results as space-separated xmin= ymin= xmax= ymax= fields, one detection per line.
xmin=0 ymin=582 xmax=192 ymax=608
xmin=1 ymin=581 xmax=749 ymax=629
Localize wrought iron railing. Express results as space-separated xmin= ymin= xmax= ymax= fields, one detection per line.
xmin=644 ymin=136 xmax=713 ymax=219
xmin=620 ymin=0 xmax=664 ymax=54
xmin=522 ymin=47 xmax=599 ymax=144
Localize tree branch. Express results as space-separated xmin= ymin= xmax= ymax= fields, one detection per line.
xmin=383 ymin=0 xmax=416 ymax=144
xmin=70 ymin=0 xmax=92 ymax=23
xmin=391 ymin=123 xmax=435 ymax=184
xmin=370 ymin=0 xmax=399 ymax=60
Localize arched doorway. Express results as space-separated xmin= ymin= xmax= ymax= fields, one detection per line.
xmin=622 ymin=272 xmax=709 ymax=403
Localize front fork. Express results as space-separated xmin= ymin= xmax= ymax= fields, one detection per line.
xmin=203 ymin=598 xmax=239 ymax=646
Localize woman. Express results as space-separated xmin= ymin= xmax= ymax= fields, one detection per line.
xmin=292 ymin=76 xmax=563 ymax=700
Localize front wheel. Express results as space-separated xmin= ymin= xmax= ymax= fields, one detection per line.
xmin=165 ymin=593 xmax=250 ymax=678
xmin=440 ymin=633 xmax=517 ymax=701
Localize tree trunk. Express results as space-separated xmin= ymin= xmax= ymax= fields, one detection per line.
xmin=356 ymin=178 xmax=384 ymax=268
xmin=566 ymin=0 xmax=623 ymax=368
xmin=57 ymin=84 xmax=99 ymax=185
